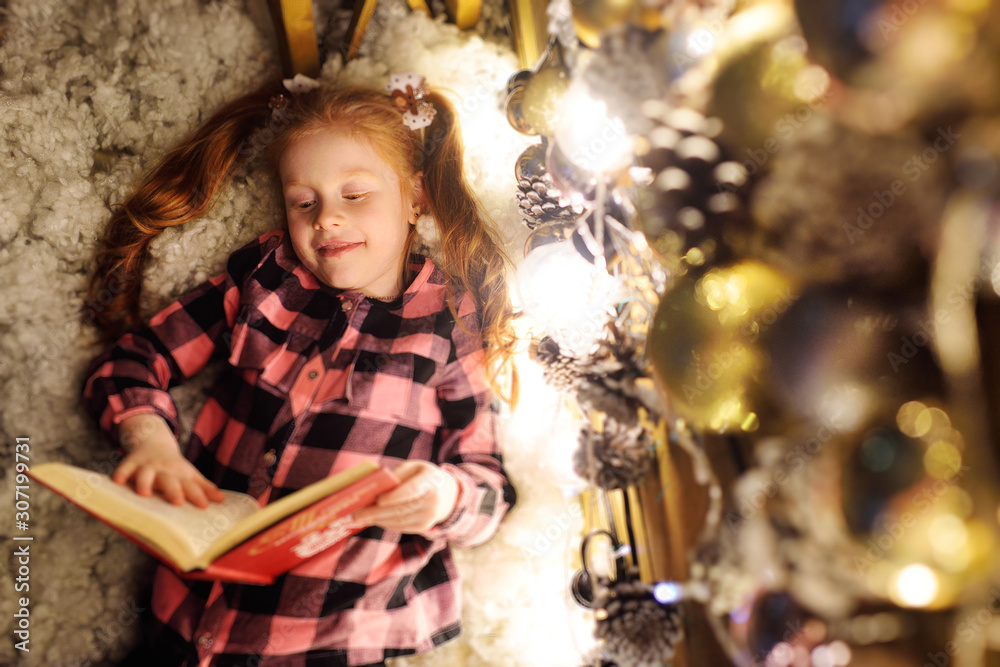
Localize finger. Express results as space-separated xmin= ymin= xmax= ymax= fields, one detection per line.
xmin=112 ymin=460 xmax=138 ymax=485
xmin=181 ymin=478 xmax=210 ymax=509
xmin=159 ymin=476 xmax=185 ymax=506
xmin=197 ymin=477 xmax=226 ymax=503
xmin=134 ymin=466 xmax=157 ymax=497
xmin=389 ymin=460 xmax=426 ymax=482
xmin=376 ymin=473 xmax=432 ymax=506
xmin=372 ymin=511 xmax=434 ymax=534
xmin=355 ymin=504 xmax=409 ymax=528
xmin=361 ymin=499 xmax=432 ymax=530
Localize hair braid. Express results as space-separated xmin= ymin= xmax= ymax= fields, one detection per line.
xmin=85 ymin=82 xmax=285 ymax=343
xmin=422 ymin=91 xmax=518 ymax=401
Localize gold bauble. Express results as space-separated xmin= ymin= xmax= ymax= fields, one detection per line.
xmin=505 ymin=85 xmax=536 ymax=135
xmin=649 ymin=260 xmax=792 ymax=433
xmin=706 ymin=3 xmax=822 ymax=150
xmin=571 ymin=0 xmax=637 ymax=48
xmin=835 ymin=404 xmax=995 ymax=611
xmin=520 ymin=67 xmax=571 ymax=138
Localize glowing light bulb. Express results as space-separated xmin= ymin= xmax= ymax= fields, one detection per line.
xmin=686 ymin=28 xmax=716 ymax=56
xmin=554 ymin=78 xmax=633 ymax=174
xmin=652 ymin=581 xmax=683 ymax=605
xmin=514 ymin=241 xmax=624 ymax=356
xmin=892 ymin=563 xmax=939 ymax=608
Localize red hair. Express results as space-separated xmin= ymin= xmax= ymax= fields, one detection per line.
xmin=86 ymin=81 xmax=517 ymax=399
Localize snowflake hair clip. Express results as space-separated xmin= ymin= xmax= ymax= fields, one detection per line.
xmin=386 ymin=73 xmax=436 ymax=131
xmin=283 ymin=73 xmax=321 ymax=94
xmin=269 ymin=74 xmax=321 ymax=120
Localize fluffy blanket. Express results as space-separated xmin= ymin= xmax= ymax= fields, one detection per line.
xmin=0 ymin=0 xmax=592 ymax=664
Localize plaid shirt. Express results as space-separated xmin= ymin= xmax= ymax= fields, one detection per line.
xmin=82 ymin=230 xmax=515 ymax=666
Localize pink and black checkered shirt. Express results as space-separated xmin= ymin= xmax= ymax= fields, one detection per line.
xmin=82 ymin=230 xmax=516 ymax=666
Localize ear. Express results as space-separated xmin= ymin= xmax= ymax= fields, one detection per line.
xmin=409 ymin=172 xmax=427 ymax=224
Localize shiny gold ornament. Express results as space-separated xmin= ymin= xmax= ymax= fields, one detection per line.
xmin=793 ymin=0 xmax=998 ymax=133
xmin=505 ymin=84 xmax=536 ymax=135
xmin=504 ymin=69 xmax=536 ymax=135
xmin=520 ymin=67 xmax=571 ymax=138
xmin=649 ymin=260 xmax=793 ymax=433
xmin=517 ymin=40 xmax=572 ymax=139
xmin=571 ymin=0 xmax=637 ymax=48
xmin=705 ymin=3 xmax=825 ymax=150
xmin=836 ymin=403 xmax=994 ymax=611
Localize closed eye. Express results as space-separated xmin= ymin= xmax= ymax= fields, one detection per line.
xmin=343 ymin=193 xmax=368 ymax=201
xmin=290 ymin=200 xmax=316 ymax=211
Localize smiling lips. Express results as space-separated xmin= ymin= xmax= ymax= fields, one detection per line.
xmin=316 ymin=240 xmax=363 ymax=258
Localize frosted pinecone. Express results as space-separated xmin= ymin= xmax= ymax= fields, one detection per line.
xmin=581 ymin=23 xmax=673 ymax=134
xmin=533 ymin=336 xmax=585 ymax=392
xmin=592 ymin=577 xmax=685 ymax=666
xmin=573 ymin=418 xmax=654 ymax=489
xmin=516 ymin=142 xmax=583 ymax=230
xmin=572 ymin=326 xmax=662 ymax=417
xmin=635 ymin=104 xmax=751 ymax=268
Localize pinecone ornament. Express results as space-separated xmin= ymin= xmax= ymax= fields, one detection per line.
xmin=533 ymin=336 xmax=585 ymax=393
xmin=581 ymin=24 xmax=674 ymax=135
xmin=591 ymin=575 xmax=685 ymax=666
xmin=572 ymin=325 xmax=662 ymax=418
xmin=516 ymin=142 xmax=584 ymax=230
xmin=634 ymin=105 xmax=752 ymax=270
xmin=573 ymin=417 xmax=654 ymax=489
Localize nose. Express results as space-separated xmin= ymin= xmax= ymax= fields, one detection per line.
xmin=312 ymin=203 xmax=343 ymax=231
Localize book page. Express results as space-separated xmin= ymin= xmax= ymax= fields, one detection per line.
xmin=31 ymin=463 xmax=260 ymax=570
xmin=199 ymin=460 xmax=379 ymax=565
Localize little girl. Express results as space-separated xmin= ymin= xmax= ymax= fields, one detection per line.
xmin=81 ymin=75 xmax=517 ymax=667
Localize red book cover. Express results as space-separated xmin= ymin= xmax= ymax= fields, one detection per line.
xmin=186 ymin=467 xmax=400 ymax=584
xmin=30 ymin=461 xmax=399 ymax=586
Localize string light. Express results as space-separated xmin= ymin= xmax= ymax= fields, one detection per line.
xmin=514 ymin=240 xmax=625 ymax=356
xmin=891 ymin=563 xmax=940 ymax=608
xmin=554 ymin=78 xmax=633 ymax=175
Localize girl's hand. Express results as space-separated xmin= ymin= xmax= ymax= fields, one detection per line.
xmin=352 ymin=461 xmax=460 ymax=535
xmin=113 ymin=414 xmax=225 ymax=508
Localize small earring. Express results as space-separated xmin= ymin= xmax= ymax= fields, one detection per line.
xmin=415 ymin=212 xmax=439 ymax=245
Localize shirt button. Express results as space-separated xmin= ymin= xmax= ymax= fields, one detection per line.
xmin=342 ymin=300 xmax=354 ymax=312
xmin=308 ymin=370 xmax=318 ymax=380
xmin=197 ymin=634 xmax=213 ymax=648
xmin=263 ymin=449 xmax=277 ymax=466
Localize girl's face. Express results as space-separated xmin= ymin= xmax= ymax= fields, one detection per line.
xmin=279 ymin=128 xmax=418 ymax=298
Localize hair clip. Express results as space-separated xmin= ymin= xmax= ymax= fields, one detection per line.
xmin=283 ymin=73 xmax=321 ymax=95
xmin=269 ymin=94 xmax=289 ymax=111
xmin=268 ymin=93 xmax=289 ymax=122
xmin=386 ymin=73 xmax=436 ymax=131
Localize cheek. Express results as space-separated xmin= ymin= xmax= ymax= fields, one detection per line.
xmin=287 ymin=225 xmax=314 ymax=260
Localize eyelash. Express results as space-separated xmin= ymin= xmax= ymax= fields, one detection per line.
xmin=291 ymin=193 xmax=367 ymax=210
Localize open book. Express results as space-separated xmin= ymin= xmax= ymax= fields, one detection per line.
xmin=30 ymin=460 xmax=399 ymax=585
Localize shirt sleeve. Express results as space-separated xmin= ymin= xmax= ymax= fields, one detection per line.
xmin=81 ymin=232 xmax=279 ymax=444
xmin=424 ymin=294 xmax=516 ymax=548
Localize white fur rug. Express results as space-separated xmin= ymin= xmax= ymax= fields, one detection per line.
xmin=0 ymin=0 xmax=593 ymax=664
